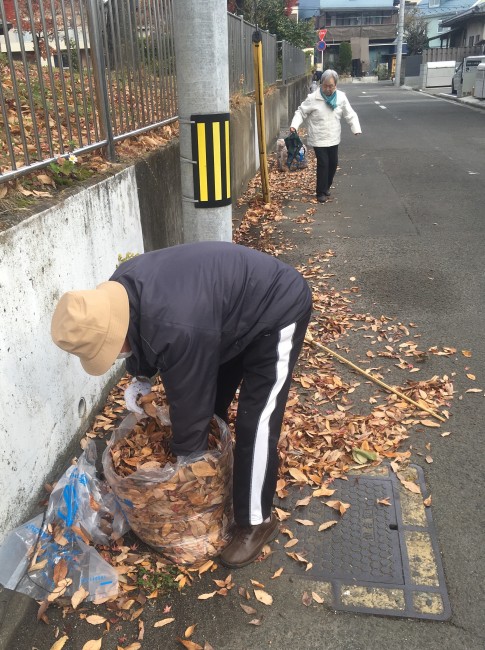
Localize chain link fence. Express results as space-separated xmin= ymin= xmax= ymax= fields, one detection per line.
xmin=0 ymin=1 xmax=306 ymax=183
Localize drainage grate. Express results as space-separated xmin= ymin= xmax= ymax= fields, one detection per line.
xmin=272 ymin=465 xmax=451 ymax=621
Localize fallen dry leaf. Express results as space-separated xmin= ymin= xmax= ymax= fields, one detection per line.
xmin=274 ymin=507 xmax=291 ymax=521
xmin=288 ymin=467 xmax=308 ymax=483
xmin=312 ymin=592 xmax=324 ymax=604
xmin=240 ymin=603 xmax=257 ymax=615
xmin=302 ymin=591 xmax=312 ymax=606
xmin=248 ymin=619 xmax=262 ymax=626
xmin=318 ymin=521 xmax=338 ymax=531
xmin=271 ymin=567 xmax=284 ymax=579
xmin=254 ymin=589 xmax=273 ymax=605
xmin=82 ymin=640 xmax=102 ymax=650
xmin=198 ymin=591 xmax=217 ymax=600
xmin=462 ymin=350 xmax=472 ymax=357
xmin=86 ymin=615 xmax=107 ymax=626
xmin=420 ymin=419 xmax=440 ymax=428
xmin=177 ymin=640 xmax=203 ymax=650
xmin=295 ymin=496 xmax=312 ymax=507
xmin=295 ymin=519 xmax=314 ymax=526
xmin=50 ymin=637 xmax=69 ymax=650
xmin=313 ymin=486 xmax=335 ymax=497
xmin=423 ymin=495 xmax=432 ymax=507
xmin=71 ymin=586 xmax=89 ymax=610
xmin=184 ymin=624 xmax=197 ymax=638
xmin=377 ymin=498 xmax=391 ymax=506
xmin=284 ymin=538 xmax=299 ymax=548
xmin=325 ymin=500 xmax=351 ymax=515
xmin=197 ymin=560 xmax=214 ymax=576
xmin=154 ymin=617 xmax=175 ymax=627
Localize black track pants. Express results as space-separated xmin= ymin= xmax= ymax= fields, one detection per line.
xmin=313 ymin=144 xmax=339 ymax=196
xmin=214 ymin=308 xmax=311 ymax=526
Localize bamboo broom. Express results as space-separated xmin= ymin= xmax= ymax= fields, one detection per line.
xmin=305 ymin=335 xmax=447 ymax=423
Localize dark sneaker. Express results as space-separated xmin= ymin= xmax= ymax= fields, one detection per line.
xmin=323 ymin=190 xmax=331 ymax=196
xmin=317 ymin=194 xmax=327 ymax=203
xmin=220 ymin=515 xmax=279 ymax=568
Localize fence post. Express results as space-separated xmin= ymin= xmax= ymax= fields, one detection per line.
xmin=282 ymin=41 xmax=287 ymax=83
xmin=86 ymin=0 xmax=116 ymax=161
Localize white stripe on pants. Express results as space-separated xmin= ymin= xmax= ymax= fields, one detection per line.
xmin=249 ymin=322 xmax=296 ymax=524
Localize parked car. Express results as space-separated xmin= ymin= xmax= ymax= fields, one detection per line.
xmin=452 ymin=55 xmax=485 ymax=96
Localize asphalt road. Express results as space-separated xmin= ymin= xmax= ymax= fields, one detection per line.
xmin=3 ymin=84 xmax=485 ymax=650
xmin=275 ymin=82 xmax=485 ymax=649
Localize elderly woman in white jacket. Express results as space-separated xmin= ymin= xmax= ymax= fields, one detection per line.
xmin=290 ymin=69 xmax=361 ymax=203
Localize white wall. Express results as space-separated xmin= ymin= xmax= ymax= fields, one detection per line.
xmin=0 ymin=167 xmax=144 ymax=541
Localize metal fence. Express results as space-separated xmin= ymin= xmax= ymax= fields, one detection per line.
xmin=280 ymin=40 xmax=307 ymax=84
xmin=0 ymin=0 xmax=177 ymax=182
xmin=227 ymin=12 xmax=277 ymax=95
xmin=0 ymin=2 xmax=306 ymax=183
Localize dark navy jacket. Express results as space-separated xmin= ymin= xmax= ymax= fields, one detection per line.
xmin=110 ymin=241 xmax=312 ymax=454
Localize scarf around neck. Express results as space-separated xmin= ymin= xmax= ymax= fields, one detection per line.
xmin=321 ymin=89 xmax=337 ymax=110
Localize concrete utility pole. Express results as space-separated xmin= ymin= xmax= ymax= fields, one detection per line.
xmin=172 ymin=1 xmax=232 ymax=242
xmin=394 ymin=0 xmax=406 ymax=87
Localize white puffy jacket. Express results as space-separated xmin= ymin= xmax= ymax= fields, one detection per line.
xmin=290 ymin=88 xmax=361 ymax=147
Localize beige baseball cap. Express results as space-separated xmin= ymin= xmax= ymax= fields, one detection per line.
xmin=51 ymin=281 xmax=129 ymax=376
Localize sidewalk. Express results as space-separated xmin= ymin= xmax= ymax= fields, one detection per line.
xmin=405 ymin=84 xmax=485 ymax=110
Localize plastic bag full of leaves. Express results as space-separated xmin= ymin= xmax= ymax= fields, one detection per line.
xmin=102 ymin=411 xmax=234 ymax=565
xmin=0 ymin=441 xmax=122 ymax=603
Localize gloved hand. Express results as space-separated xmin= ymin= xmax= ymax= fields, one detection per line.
xmin=124 ymin=378 xmax=152 ymax=415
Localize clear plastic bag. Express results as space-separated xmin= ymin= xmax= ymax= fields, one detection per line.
xmin=46 ymin=439 xmax=128 ymax=545
xmin=102 ymin=414 xmax=233 ymax=565
xmin=0 ymin=515 xmax=119 ymax=603
xmin=0 ymin=441 xmax=125 ymax=603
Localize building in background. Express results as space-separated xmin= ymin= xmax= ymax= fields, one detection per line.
xmin=437 ymin=0 xmax=485 ymax=49
xmin=309 ymin=0 xmax=399 ymax=76
xmin=419 ymin=0 xmax=478 ymax=48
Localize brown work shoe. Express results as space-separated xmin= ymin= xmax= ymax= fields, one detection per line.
xmin=220 ymin=515 xmax=279 ymax=568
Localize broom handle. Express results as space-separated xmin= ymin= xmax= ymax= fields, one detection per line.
xmin=305 ymin=337 xmax=447 ymax=423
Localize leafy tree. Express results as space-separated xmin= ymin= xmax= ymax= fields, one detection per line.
xmin=228 ymin=0 xmax=315 ymax=49
xmin=338 ymin=41 xmax=352 ymax=74
xmin=404 ymin=7 xmax=428 ymax=55
xmin=12 ymin=0 xmax=75 ymax=59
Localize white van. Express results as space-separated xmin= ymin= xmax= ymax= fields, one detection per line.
xmin=452 ymin=55 xmax=485 ymax=97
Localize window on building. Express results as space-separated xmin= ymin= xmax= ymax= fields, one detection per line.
xmin=476 ymin=35 xmax=481 ymax=45
xmin=53 ymin=52 xmax=69 ymax=68
xmin=335 ymin=13 xmax=361 ymax=26
xmin=363 ymin=14 xmax=386 ymax=25
xmin=468 ymin=35 xmax=475 ymax=47
xmin=429 ymin=0 xmax=440 ymax=8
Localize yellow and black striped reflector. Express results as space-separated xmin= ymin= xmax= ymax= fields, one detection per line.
xmin=191 ymin=113 xmax=231 ymax=209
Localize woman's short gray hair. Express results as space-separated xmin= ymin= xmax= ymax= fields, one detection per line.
xmin=321 ymin=69 xmax=339 ymax=85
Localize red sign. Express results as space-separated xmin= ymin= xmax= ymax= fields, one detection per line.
xmin=319 ymin=29 xmax=327 ymax=40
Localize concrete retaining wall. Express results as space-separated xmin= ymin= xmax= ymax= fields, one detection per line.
xmin=0 ymin=76 xmax=309 ymax=541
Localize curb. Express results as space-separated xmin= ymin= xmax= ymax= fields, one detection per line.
xmin=415 ymin=88 xmax=485 ymax=111
xmin=0 ymin=587 xmax=37 ymax=650
xmin=437 ymin=92 xmax=485 ymax=111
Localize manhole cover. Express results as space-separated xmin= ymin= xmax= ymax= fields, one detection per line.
xmin=272 ymin=465 xmax=450 ymax=620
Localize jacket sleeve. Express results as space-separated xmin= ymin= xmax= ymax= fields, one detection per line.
xmin=156 ymin=327 xmax=222 ymax=456
xmin=342 ymin=96 xmax=362 ymax=134
xmin=290 ymin=94 xmax=315 ymax=131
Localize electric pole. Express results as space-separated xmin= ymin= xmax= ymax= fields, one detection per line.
xmin=172 ymin=1 xmax=232 ymax=242
xmin=394 ymin=0 xmax=406 ymax=87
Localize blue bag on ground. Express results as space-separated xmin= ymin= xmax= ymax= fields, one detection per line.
xmin=0 ymin=441 xmax=124 ymax=602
